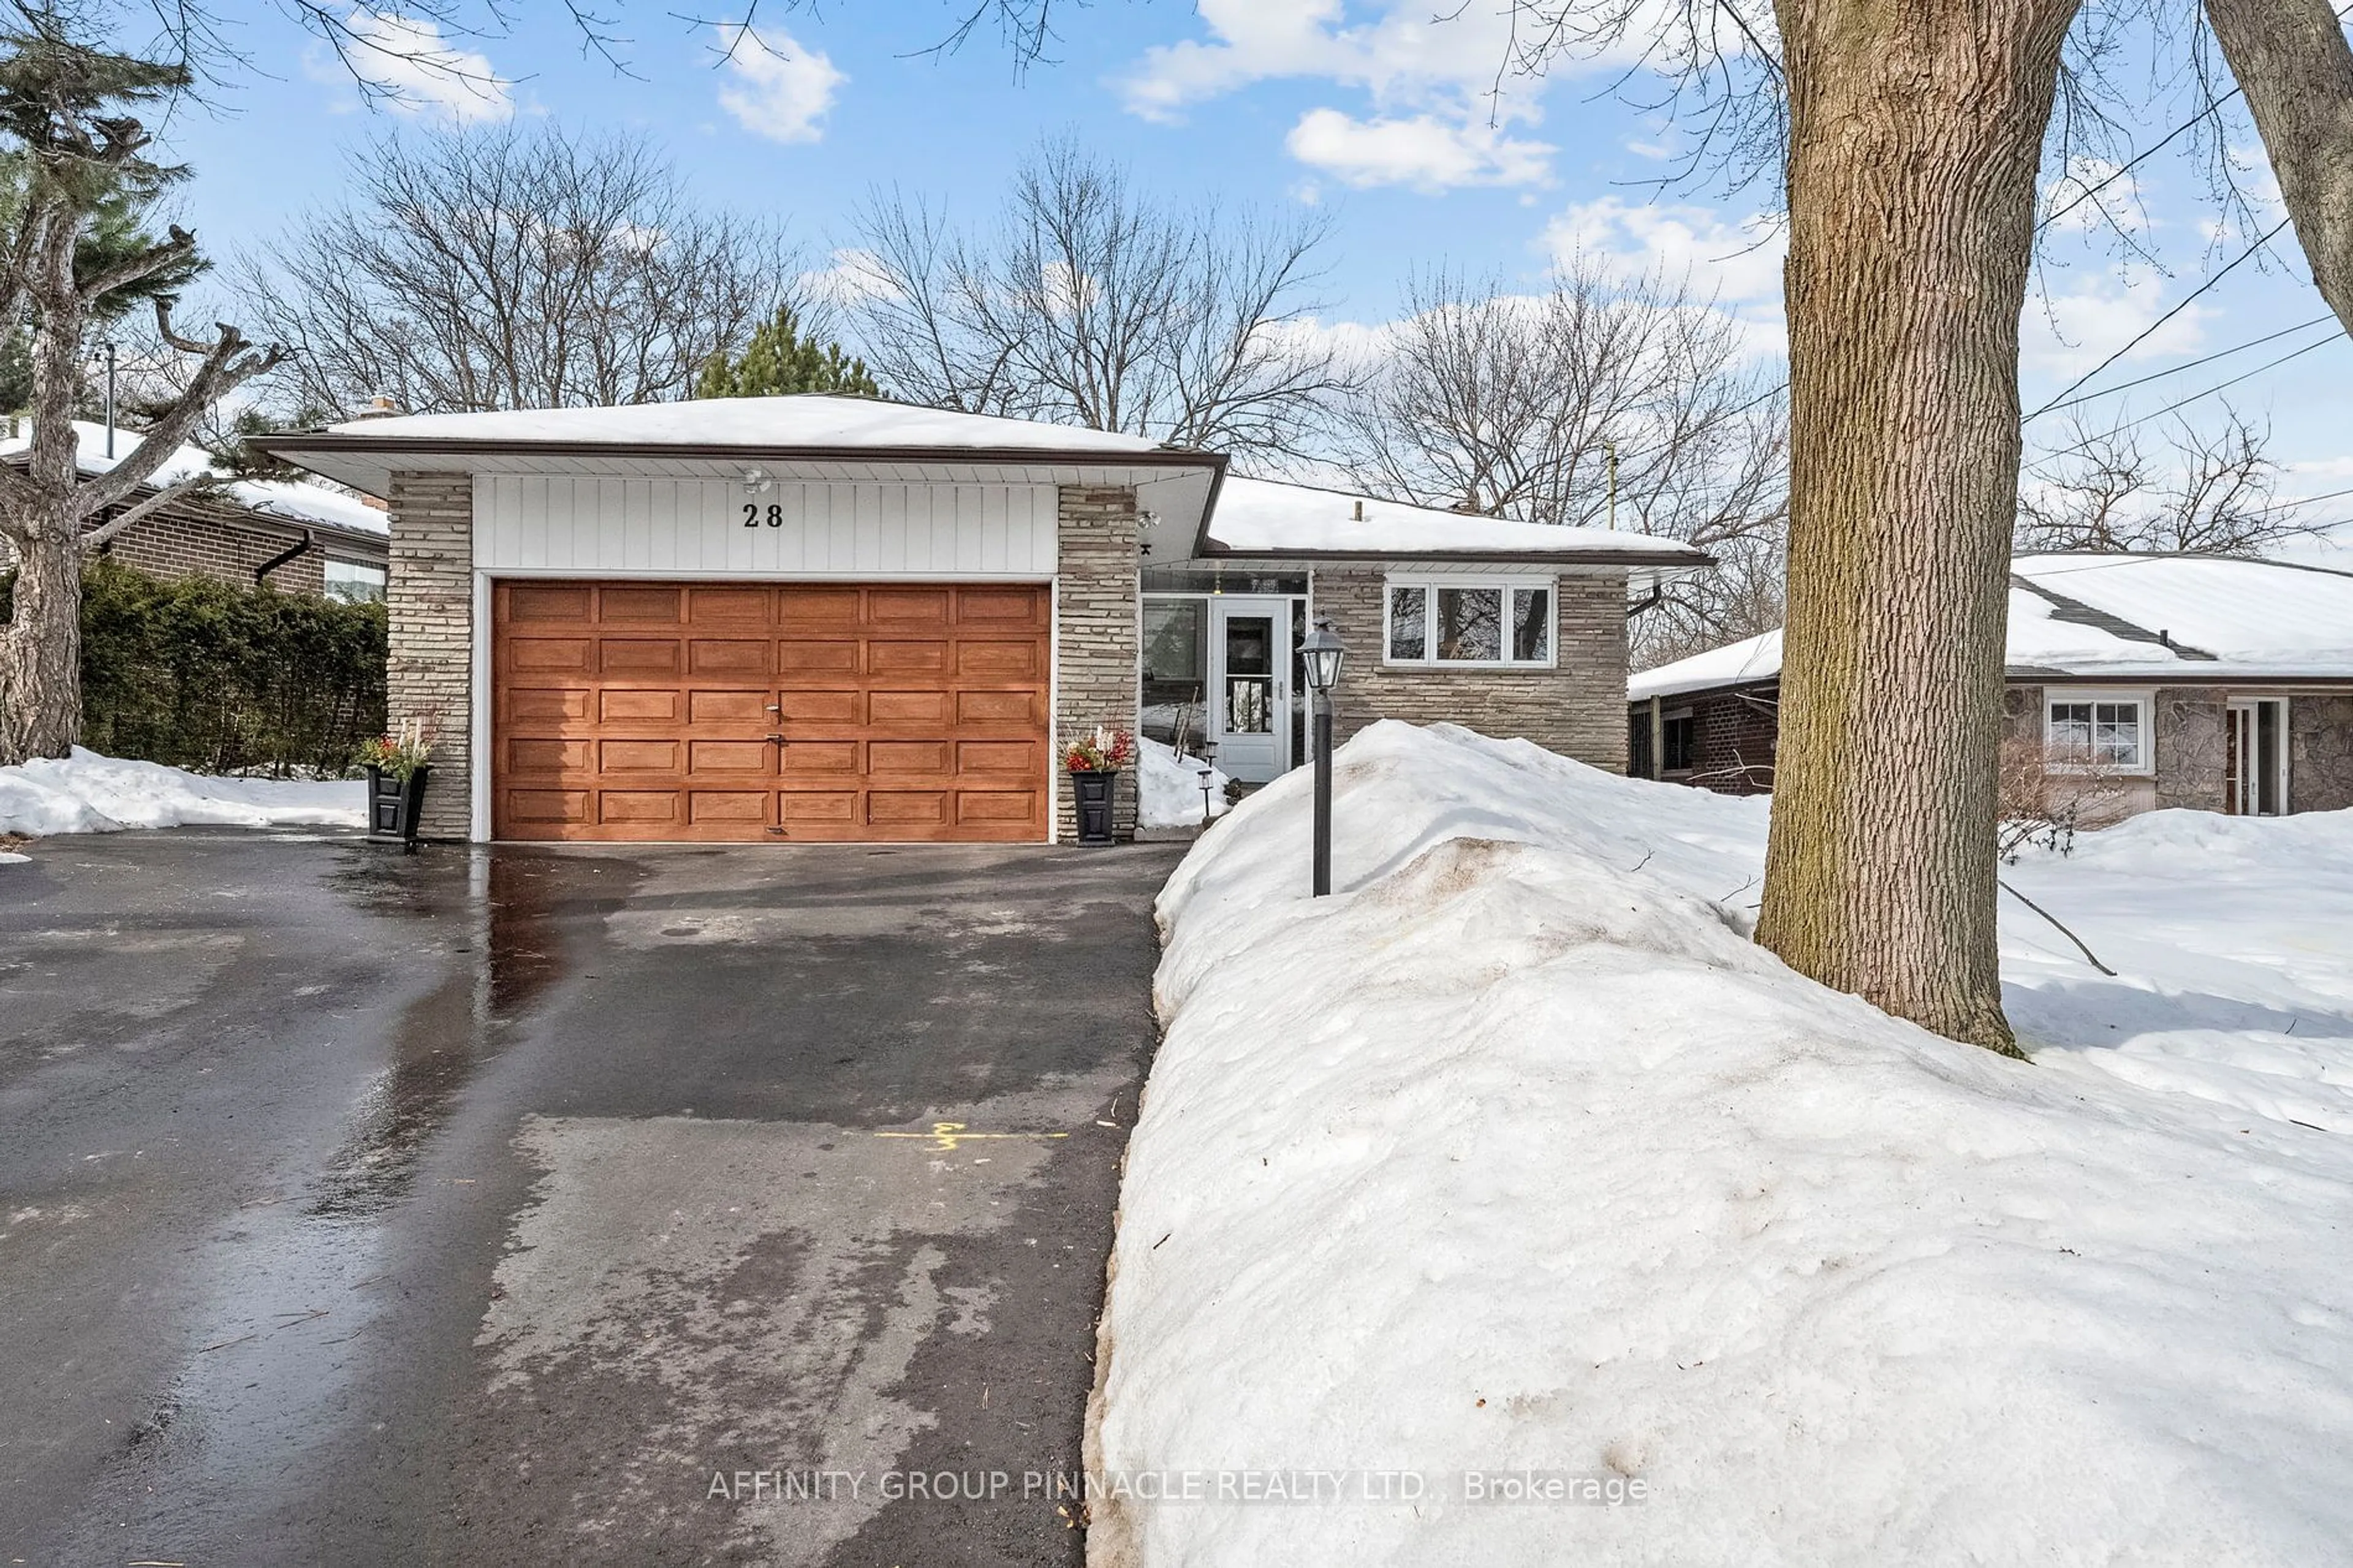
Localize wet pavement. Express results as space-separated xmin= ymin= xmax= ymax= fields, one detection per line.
xmin=0 ymin=829 xmax=1181 ymax=1566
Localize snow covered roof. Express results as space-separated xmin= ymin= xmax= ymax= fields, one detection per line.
xmin=1197 ymin=475 xmax=1710 ymax=566
xmin=314 ymin=395 xmax=1180 ymax=456
xmin=0 ymin=419 xmax=387 ymax=537
xmin=1629 ymin=553 xmax=2353 ymax=700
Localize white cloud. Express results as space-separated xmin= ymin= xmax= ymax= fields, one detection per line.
xmin=715 ymin=23 xmax=844 ymax=145
xmin=1285 ymin=110 xmax=1554 ymax=192
xmin=2021 ymin=272 xmax=2213 ymax=381
xmin=306 ymin=11 xmax=513 ymax=121
xmin=800 ymin=248 xmax=900 ymax=310
xmin=1543 ymin=196 xmax=1786 ymax=305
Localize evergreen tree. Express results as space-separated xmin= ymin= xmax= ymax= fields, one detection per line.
xmin=695 ymin=303 xmax=881 ymax=400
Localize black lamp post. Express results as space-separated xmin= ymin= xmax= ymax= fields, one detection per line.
xmin=1300 ymin=618 xmax=1347 ymax=896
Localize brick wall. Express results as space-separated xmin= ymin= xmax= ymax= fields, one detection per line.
xmin=0 ymin=494 xmax=387 ymax=596
xmin=1317 ymin=567 xmax=1629 ymax=771
xmin=2292 ymin=694 xmax=2353 ymax=812
xmin=386 ymin=472 xmax=476 ymax=841
xmin=1055 ymin=485 xmax=1140 ymax=842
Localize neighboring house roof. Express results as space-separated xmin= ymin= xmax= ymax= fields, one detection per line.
xmin=0 ymin=419 xmax=388 ymax=539
xmin=1629 ymin=553 xmax=2353 ymax=702
xmin=1192 ymin=474 xmax=1711 ymax=567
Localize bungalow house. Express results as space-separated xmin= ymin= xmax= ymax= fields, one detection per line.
xmin=254 ymin=395 xmax=1705 ymax=844
xmin=1628 ymin=552 xmax=2353 ymax=817
xmin=1 ymin=419 xmax=390 ymax=600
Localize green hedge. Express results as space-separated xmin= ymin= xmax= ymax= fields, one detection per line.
xmin=1 ymin=559 xmax=387 ymax=776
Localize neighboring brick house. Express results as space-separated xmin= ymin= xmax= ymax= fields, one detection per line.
xmin=1629 ymin=554 xmax=2353 ymax=818
xmin=0 ymin=419 xmax=390 ymax=599
xmin=254 ymin=396 xmax=1705 ymax=845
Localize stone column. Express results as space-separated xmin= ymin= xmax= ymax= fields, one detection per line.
xmin=386 ymin=471 xmax=476 ymax=841
xmin=1053 ymin=485 xmax=1140 ymax=843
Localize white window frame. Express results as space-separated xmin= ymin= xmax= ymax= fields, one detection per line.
xmin=1382 ymin=576 xmax=1558 ymax=669
xmin=2044 ymin=688 xmax=2153 ymax=776
xmin=323 ymin=558 xmax=388 ymax=604
xmin=1661 ymin=706 xmax=1697 ymax=775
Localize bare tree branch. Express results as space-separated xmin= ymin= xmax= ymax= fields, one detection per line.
xmin=77 ymin=469 xmax=212 ymax=548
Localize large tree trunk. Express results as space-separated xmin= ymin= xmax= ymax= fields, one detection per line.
xmin=1756 ymin=0 xmax=2083 ymax=1057
xmin=0 ymin=525 xmax=85 ymax=763
xmin=2203 ymin=0 xmax=2353 ymax=333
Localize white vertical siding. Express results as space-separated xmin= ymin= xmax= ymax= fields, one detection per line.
xmin=475 ymin=476 xmax=1058 ymax=578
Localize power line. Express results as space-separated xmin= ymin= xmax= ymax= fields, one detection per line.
xmin=2025 ymin=216 xmax=2293 ymax=417
xmin=2030 ymin=312 xmax=2336 ymax=416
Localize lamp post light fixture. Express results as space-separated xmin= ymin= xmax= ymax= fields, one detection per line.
xmin=1299 ymin=618 xmax=1347 ymax=896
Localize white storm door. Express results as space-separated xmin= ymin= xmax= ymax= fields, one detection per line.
xmin=1210 ymin=597 xmax=1289 ymax=784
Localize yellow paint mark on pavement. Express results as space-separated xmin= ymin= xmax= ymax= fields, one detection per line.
xmin=873 ymin=1121 xmax=1072 ymax=1153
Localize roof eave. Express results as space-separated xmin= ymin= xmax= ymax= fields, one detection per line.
xmin=1197 ymin=541 xmax=1713 ymax=568
xmin=249 ymin=433 xmax=1230 ymax=472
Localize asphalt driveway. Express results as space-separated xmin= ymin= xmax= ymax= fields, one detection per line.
xmin=0 ymin=830 xmax=1183 ymax=1566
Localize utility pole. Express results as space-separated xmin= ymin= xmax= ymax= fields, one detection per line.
xmin=101 ymin=338 xmax=116 ymax=459
xmin=1603 ymin=437 xmax=1618 ymax=531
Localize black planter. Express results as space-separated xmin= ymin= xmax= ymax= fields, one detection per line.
xmin=366 ymin=765 xmax=430 ymax=849
xmin=1071 ymin=768 xmax=1118 ymax=845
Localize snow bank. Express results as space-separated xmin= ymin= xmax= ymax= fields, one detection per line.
xmin=0 ymin=749 xmax=365 ymax=837
xmin=1094 ymin=721 xmax=2353 ymax=1566
xmin=1138 ymin=738 xmax=1230 ymax=830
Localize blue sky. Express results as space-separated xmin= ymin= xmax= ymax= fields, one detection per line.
xmin=144 ymin=2 xmax=2352 ymax=526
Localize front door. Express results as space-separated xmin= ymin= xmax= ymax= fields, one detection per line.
xmin=1210 ymin=597 xmax=1290 ymax=784
xmin=2226 ymin=699 xmax=2288 ymax=816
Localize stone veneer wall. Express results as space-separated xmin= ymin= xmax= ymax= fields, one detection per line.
xmin=1055 ymin=485 xmax=1140 ymax=843
xmin=2152 ymin=685 xmax=2229 ymax=811
xmin=386 ymin=472 xmax=476 ymax=841
xmin=2291 ymin=694 xmax=2353 ymax=812
xmin=1316 ymin=567 xmax=1629 ymax=772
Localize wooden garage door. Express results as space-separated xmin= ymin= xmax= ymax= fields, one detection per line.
xmin=492 ymin=581 xmax=1051 ymax=843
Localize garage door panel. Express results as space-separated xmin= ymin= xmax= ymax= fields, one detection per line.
xmin=781 ymin=741 xmax=861 ymax=776
xmin=494 ymin=580 xmax=1049 ymax=843
xmin=600 ymin=638 xmax=682 ymax=676
xmin=776 ymin=689 xmax=860 ymax=722
xmin=505 ymin=788 xmax=591 ymax=824
xmin=509 ymin=637 xmax=595 ymax=675
xmin=958 ymin=790 xmax=1040 ymax=824
xmin=507 ymin=584 xmax=593 ymax=622
xmin=869 ymin=740 xmax=953 ymax=776
xmin=778 ymin=588 xmax=861 ymax=626
xmin=870 ymin=588 xmax=951 ymax=623
xmin=958 ymin=641 xmax=1040 ymax=678
xmin=870 ymin=689 xmax=951 ymax=726
xmin=604 ymin=689 xmax=681 ymax=723
xmin=688 ymin=739 xmax=773 ymax=774
xmin=780 ymin=790 xmax=859 ymax=823
xmin=958 ymin=689 xmax=1041 ymax=726
xmin=956 ymin=588 xmax=1044 ymax=626
xmin=508 ymin=738 xmax=591 ymax=773
xmin=507 ymin=687 xmax=592 ymax=724
xmin=868 ymin=791 xmax=949 ymax=825
xmin=688 ymin=689 xmax=768 ymax=724
xmin=778 ymin=640 xmax=860 ymax=674
xmin=869 ymin=641 xmax=947 ymax=674
xmin=599 ymin=738 xmax=679 ymax=773
xmin=600 ymin=585 xmax=682 ymax=623
xmin=688 ymin=790 xmax=770 ymax=825
xmin=688 ymin=638 xmax=770 ymax=677
xmin=598 ymin=791 xmax=679 ymax=824
xmin=686 ymin=586 xmax=773 ymax=624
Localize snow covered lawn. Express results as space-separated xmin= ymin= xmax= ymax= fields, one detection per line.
xmin=0 ymin=749 xmax=365 ymax=839
xmin=1091 ymin=721 xmax=2353 ymax=1566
